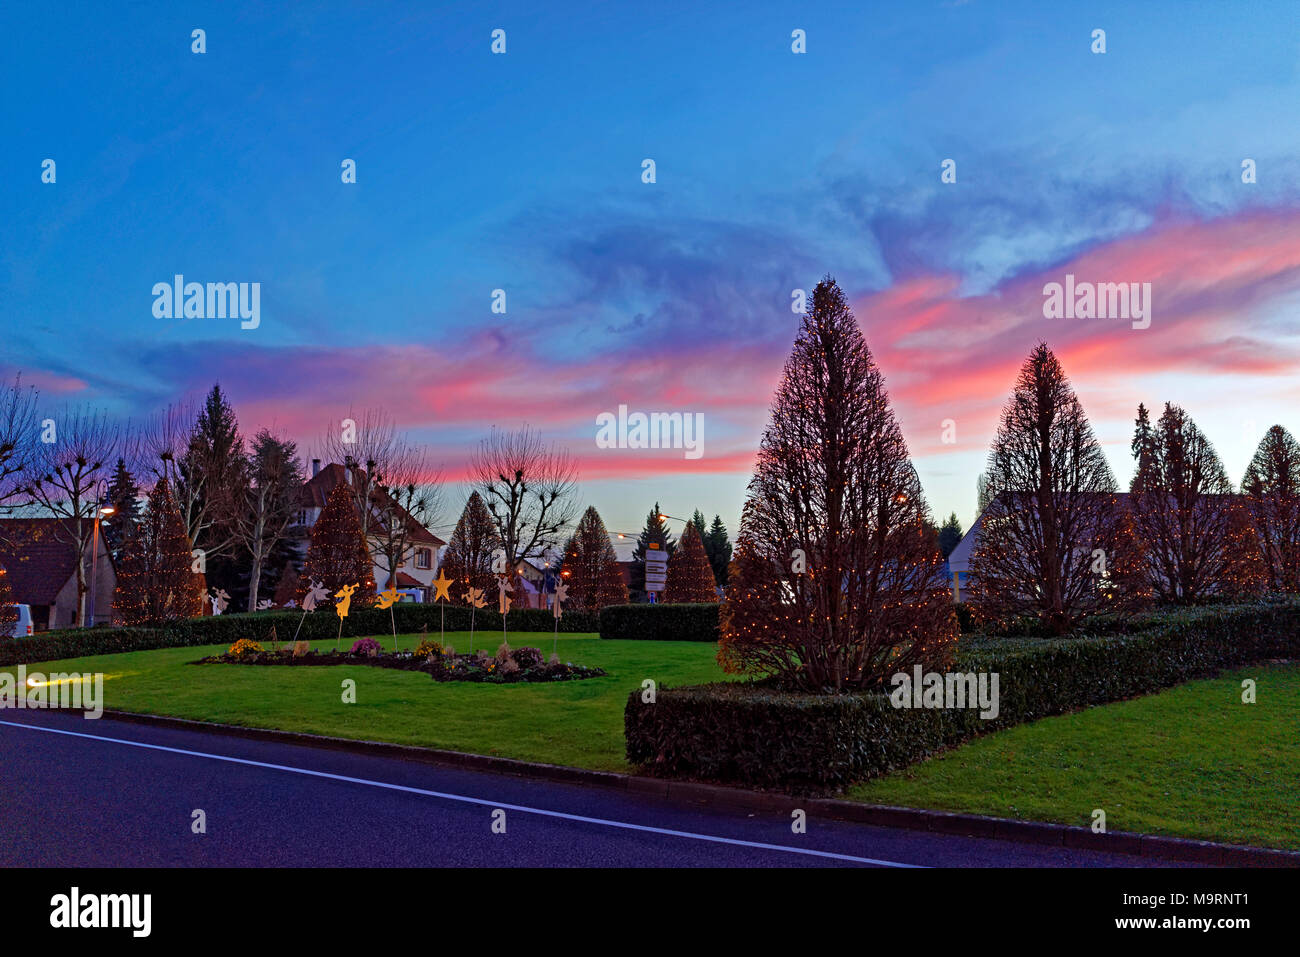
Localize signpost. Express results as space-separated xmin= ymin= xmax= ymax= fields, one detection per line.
xmin=644 ymin=541 xmax=668 ymax=598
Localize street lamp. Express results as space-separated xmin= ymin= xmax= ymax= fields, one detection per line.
xmin=86 ymin=502 xmax=115 ymax=627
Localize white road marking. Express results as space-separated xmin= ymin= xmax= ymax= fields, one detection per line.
xmin=0 ymin=718 xmax=923 ymax=868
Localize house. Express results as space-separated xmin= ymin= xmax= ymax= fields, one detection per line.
xmin=291 ymin=460 xmax=446 ymax=601
xmin=0 ymin=518 xmax=116 ymax=630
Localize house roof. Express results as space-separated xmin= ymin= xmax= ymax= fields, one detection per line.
xmin=301 ymin=463 xmax=445 ymax=547
xmin=0 ymin=518 xmax=102 ymax=605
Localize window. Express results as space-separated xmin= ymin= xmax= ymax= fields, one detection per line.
xmin=415 ymin=549 xmax=431 ymax=570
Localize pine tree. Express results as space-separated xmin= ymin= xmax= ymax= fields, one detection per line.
xmin=1241 ymin=425 xmax=1300 ymax=592
xmin=441 ymin=491 xmax=501 ymax=604
xmin=937 ymin=512 xmax=963 ymax=558
xmin=1130 ymin=402 xmax=1263 ymax=602
xmin=705 ymin=515 xmax=732 ymax=585
xmin=297 ymin=483 xmax=376 ymax=610
xmin=560 ymin=506 xmax=628 ymax=612
xmin=114 ymin=477 xmax=205 ymax=626
xmin=718 ymin=276 xmax=957 ymax=691
xmin=629 ymin=502 xmax=675 ymax=599
xmin=664 ymin=521 xmax=718 ymax=602
xmin=177 ymin=383 xmax=247 ymax=561
xmin=969 ymin=344 xmax=1147 ymax=633
xmin=103 ymin=457 xmax=141 ymax=559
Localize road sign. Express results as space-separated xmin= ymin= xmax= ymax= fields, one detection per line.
xmin=644 ymin=549 xmax=668 ymax=592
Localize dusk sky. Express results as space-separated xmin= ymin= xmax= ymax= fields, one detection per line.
xmin=4 ymin=1 xmax=1300 ymax=542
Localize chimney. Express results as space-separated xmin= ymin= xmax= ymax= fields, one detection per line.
xmin=311 ymin=459 xmax=321 ymax=477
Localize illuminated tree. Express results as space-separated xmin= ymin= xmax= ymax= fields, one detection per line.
xmin=664 ymin=520 xmax=718 ymax=602
xmin=0 ymin=561 xmax=18 ymax=632
xmin=441 ymin=491 xmax=501 ymax=604
xmin=297 ymin=482 xmax=376 ymax=610
xmin=560 ymin=506 xmax=628 ymax=612
xmin=1241 ymin=425 xmax=1300 ymax=593
xmin=114 ymin=477 xmax=205 ymax=625
xmin=1129 ymin=402 xmax=1264 ymax=602
xmin=718 ymin=276 xmax=957 ymax=692
xmin=968 ymin=344 xmax=1148 ymax=633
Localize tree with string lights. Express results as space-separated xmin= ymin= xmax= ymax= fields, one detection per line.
xmin=559 ymin=506 xmax=628 ymax=612
xmin=296 ymin=482 xmax=376 ymax=611
xmin=114 ymin=477 xmax=205 ymax=626
xmin=718 ymin=276 xmax=957 ymax=692
xmin=441 ymin=491 xmax=501 ymax=604
xmin=664 ymin=520 xmax=718 ymax=602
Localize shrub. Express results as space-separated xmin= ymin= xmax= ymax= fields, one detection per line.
xmin=625 ymin=599 xmax=1300 ymax=792
xmin=413 ymin=638 xmax=443 ymax=660
xmin=599 ymin=603 xmax=719 ymax=642
xmin=227 ymin=639 xmax=264 ymax=660
xmin=350 ymin=637 xmax=382 ymax=657
xmin=511 ymin=646 xmax=545 ymax=670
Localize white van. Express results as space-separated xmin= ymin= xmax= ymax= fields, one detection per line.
xmin=8 ymin=605 xmax=33 ymax=638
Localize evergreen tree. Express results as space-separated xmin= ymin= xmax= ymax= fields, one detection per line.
xmin=664 ymin=521 xmax=718 ymax=602
xmin=691 ymin=510 xmax=707 ymax=543
xmin=719 ymin=276 xmax=957 ymax=691
xmin=1242 ymin=425 xmax=1300 ymax=592
xmin=177 ymin=383 xmax=247 ymax=561
xmin=297 ymin=483 xmax=376 ymax=610
xmin=937 ymin=512 xmax=963 ymax=559
xmin=441 ymin=491 xmax=501 ymax=604
xmin=114 ymin=477 xmax=205 ymax=626
xmin=629 ymin=502 xmax=675 ymax=599
xmin=705 ymin=515 xmax=733 ymax=585
xmin=560 ymin=506 xmax=628 ymax=612
xmin=237 ymin=430 xmax=304 ymax=611
xmin=103 ymin=457 xmax=141 ymax=559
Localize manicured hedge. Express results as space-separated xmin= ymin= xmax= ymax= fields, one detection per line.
xmin=625 ymin=599 xmax=1300 ymax=792
xmin=0 ymin=603 xmax=599 ymax=667
xmin=599 ymin=603 xmax=719 ymax=642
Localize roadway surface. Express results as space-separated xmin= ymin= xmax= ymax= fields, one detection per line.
xmin=0 ymin=710 xmax=1183 ymax=868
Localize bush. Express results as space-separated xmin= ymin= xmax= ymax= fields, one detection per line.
xmin=599 ymin=603 xmax=719 ymax=642
xmin=0 ymin=604 xmax=600 ymax=668
xmin=350 ymin=637 xmax=382 ymax=657
xmin=625 ymin=599 xmax=1300 ymax=792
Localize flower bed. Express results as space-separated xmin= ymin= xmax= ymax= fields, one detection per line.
xmin=193 ymin=642 xmax=607 ymax=684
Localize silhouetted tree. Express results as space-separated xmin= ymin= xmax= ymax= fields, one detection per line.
xmin=441 ymin=491 xmax=501 ymax=604
xmin=718 ymin=277 xmax=957 ymax=691
xmin=937 ymin=512 xmax=963 ymax=559
xmin=560 ymin=506 xmax=628 ymax=611
xmin=1242 ymin=425 xmax=1300 ymax=592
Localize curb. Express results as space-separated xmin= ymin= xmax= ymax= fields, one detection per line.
xmin=97 ymin=709 xmax=1299 ymax=867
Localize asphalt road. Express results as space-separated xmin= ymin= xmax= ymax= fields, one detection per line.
xmin=0 ymin=710 xmax=1181 ymax=868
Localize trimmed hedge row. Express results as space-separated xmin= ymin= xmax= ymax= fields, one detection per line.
xmin=598 ymin=603 xmax=720 ymax=642
xmin=624 ymin=600 xmax=1300 ymax=792
xmin=0 ymin=603 xmax=599 ymax=667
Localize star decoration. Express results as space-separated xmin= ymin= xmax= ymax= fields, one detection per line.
xmin=431 ymin=569 xmax=453 ymax=602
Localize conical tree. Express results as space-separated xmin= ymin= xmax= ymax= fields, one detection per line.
xmin=441 ymin=491 xmax=501 ymax=604
xmin=664 ymin=520 xmax=718 ymax=602
xmin=705 ymin=515 xmax=732 ymax=586
xmin=297 ymin=482 xmax=376 ymax=610
xmin=560 ymin=506 xmax=628 ymax=612
xmin=103 ymin=457 xmax=141 ymax=560
xmin=968 ymin=343 xmax=1148 ymax=633
xmin=1242 ymin=425 xmax=1300 ymax=592
xmin=1130 ymin=402 xmax=1264 ymax=602
xmin=114 ymin=477 xmax=205 ymax=625
xmin=718 ymin=276 xmax=957 ymax=692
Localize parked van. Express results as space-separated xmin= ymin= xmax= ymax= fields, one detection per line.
xmin=7 ymin=604 xmax=33 ymax=638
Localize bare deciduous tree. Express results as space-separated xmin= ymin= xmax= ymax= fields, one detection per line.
xmin=0 ymin=375 xmax=39 ymax=541
xmin=471 ymin=425 xmax=578 ymax=569
xmin=968 ymin=344 xmax=1148 ymax=633
xmin=23 ymin=405 xmax=120 ymax=626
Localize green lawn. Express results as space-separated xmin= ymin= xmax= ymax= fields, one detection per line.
xmin=846 ymin=664 xmax=1300 ymax=850
xmin=2 ymin=632 xmax=726 ymax=772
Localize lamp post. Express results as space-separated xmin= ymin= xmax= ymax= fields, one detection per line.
xmin=86 ymin=502 xmax=115 ymax=627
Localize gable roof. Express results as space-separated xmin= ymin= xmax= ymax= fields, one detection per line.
xmin=300 ymin=463 xmax=445 ymax=547
xmin=0 ymin=518 xmax=94 ymax=605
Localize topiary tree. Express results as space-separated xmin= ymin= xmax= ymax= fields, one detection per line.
xmin=968 ymin=344 xmax=1149 ymax=634
xmin=664 ymin=520 xmax=718 ymax=602
xmin=297 ymin=482 xmax=376 ymax=611
xmin=718 ymin=276 xmax=957 ymax=692
xmin=440 ymin=491 xmax=501 ymax=604
xmin=560 ymin=506 xmax=628 ymax=612
xmin=1241 ymin=425 xmax=1300 ymax=593
xmin=114 ymin=477 xmax=205 ymax=625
